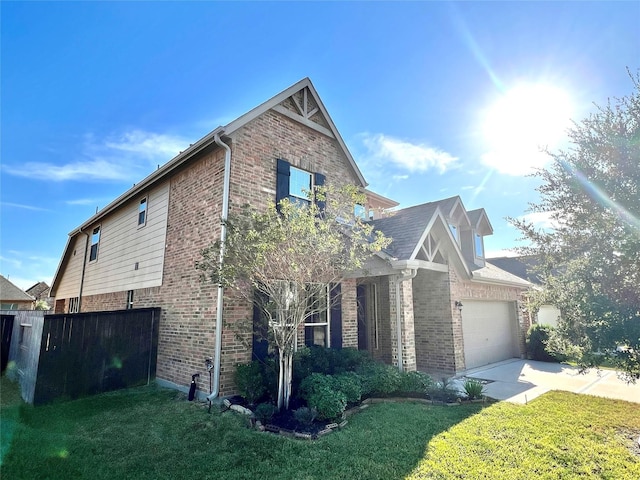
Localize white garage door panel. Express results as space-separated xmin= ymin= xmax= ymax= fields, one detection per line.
xmin=462 ymin=301 xmax=518 ymax=369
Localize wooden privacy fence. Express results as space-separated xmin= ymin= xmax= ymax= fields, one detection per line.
xmin=32 ymin=308 xmax=160 ymax=405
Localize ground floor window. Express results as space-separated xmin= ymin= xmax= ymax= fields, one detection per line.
xmin=304 ymin=284 xmax=330 ymax=348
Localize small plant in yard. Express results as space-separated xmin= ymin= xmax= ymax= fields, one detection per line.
xmin=398 ymin=371 xmax=433 ymax=396
xmin=426 ymin=377 xmax=460 ymax=403
xmin=254 ymin=402 xmax=277 ymax=424
xmin=293 ymin=406 xmax=317 ymax=426
xmin=234 ymin=361 xmax=268 ymax=405
xmin=463 ymin=379 xmax=485 ymax=400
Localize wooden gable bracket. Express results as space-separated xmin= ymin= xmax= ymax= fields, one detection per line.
xmin=272 ymin=87 xmax=334 ymax=139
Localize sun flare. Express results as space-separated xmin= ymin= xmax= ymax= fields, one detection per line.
xmin=481 ymin=83 xmax=573 ymax=175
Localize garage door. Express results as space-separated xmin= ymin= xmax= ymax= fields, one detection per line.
xmin=462 ymin=300 xmax=518 ymax=369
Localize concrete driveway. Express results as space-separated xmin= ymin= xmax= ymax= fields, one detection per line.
xmin=464 ymin=359 xmax=640 ymax=404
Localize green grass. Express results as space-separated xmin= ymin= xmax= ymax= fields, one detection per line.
xmin=1 ymin=375 xmax=638 ymax=479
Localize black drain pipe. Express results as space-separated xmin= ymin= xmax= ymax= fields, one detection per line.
xmin=188 ymin=373 xmax=200 ymax=401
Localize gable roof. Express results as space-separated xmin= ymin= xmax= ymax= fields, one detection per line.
xmin=467 ymin=208 xmax=493 ymax=235
xmin=0 ymin=275 xmax=34 ymax=302
xmin=370 ymin=197 xmax=531 ymax=288
xmin=369 ymin=202 xmax=440 ymax=260
xmin=51 ymin=78 xmax=365 ymax=295
xmin=26 ymin=281 xmax=50 ymax=299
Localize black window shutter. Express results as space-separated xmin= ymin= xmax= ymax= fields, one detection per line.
xmin=314 ymin=172 xmax=326 ymax=213
xmin=252 ymin=291 xmax=269 ymax=362
xmin=276 ymin=159 xmax=290 ymax=212
xmin=330 ymin=283 xmax=342 ymax=349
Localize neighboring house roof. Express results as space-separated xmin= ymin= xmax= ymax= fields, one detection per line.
xmin=51 ymin=77 xmax=366 ymax=295
xmin=487 ymin=256 xmax=542 ymax=284
xmin=470 ymin=262 xmax=532 ymax=287
xmin=0 ymin=275 xmax=34 ymax=302
xmin=26 ymin=281 xmax=50 ymax=299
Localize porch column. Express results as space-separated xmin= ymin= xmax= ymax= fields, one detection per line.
xmin=389 ymin=274 xmax=417 ymax=372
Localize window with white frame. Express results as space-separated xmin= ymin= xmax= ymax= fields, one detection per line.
xmin=304 ymin=285 xmax=330 ymax=348
xmin=289 ymin=166 xmax=313 ymax=204
xmin=448 ymin=223 xmax=459 ymax=243
xmin=138 ymin=197 xmax=148 ymax=226
xmin=474 ymin=232 xmax=484 ymax=257
xmin=89 ymin=226 xmax=101 ymax=262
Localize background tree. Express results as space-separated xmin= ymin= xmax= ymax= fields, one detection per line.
xmin=197 ymin=185 xmax=390 ymax=409
xmin=511 ymin=71 xmax=640 ymax=381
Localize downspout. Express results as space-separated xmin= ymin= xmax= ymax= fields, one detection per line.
xmin=393 ymin=268 xmax=417 ymax=372
xmin=207 ymin=132 xmax=231 ymax=402
xmin=77 ymin=227 xmax=91 ymax=312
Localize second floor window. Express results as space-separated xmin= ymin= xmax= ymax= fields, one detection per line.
xmin=289 ymin=166 xmax=313 ymax=204
xmin=475 ymin=233 xmax=484 ymax=257
xmin=138 ymin=197 xmax=148 ymax=226
xmin=89 ymin=226 xmax=101 ymax=261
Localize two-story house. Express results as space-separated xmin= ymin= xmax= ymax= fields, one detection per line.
xmin=50 ymin=78 xmax=530 ymax=397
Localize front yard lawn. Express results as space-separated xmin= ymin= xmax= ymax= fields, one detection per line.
xmin=1 ymin=376 xmax=638 ymax=479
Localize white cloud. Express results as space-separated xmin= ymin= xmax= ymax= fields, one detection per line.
xmin=0 ymin=252 xmax=59 ymax=289
xmin=392 ymin=174 xmax=409 ymax=181
xmin=518 ymin=211 xmax=559 ymax=230
xmin=0 ymin=202 xmax=50 ymax=212
xmin=3 ymin=130 xmax=189 ymax=182
xmin=360 ymin=133 xmax=458 ymax=174
xmin=66 ymin=198 xmax=108 ymax=206
xmin=461 ymin=185 xmax=475 ymax=190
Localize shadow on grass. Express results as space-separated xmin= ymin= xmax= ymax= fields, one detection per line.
xmin=0 ymin=377 xmax=483 ymax=480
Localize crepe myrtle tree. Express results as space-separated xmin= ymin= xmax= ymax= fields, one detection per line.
xmin=196 ymin=184 xmax=390 ymax=409
xmin=511 ymin=70 xmax=640 ymax=382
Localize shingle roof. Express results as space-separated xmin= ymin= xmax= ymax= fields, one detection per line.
xmin=26 ymin=281 xmax=50 ymax=299
xmin=369 ymin=201 xmax=440 ymax=260
xmin=471 ymin=261 xmax=532 ymax=287
xmin=0 ymin=275 xmax=34 ymax=302
xmin=487 ymin=256 xmax=542 ymax=284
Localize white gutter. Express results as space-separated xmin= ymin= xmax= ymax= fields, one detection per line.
xmin=207 ymin=133 xmax=231 ymax=402
xmin=393 ymin=268 xmax=417 ymax=372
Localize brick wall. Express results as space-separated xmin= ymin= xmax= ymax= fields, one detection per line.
xmin=412 ymin=265 xmax=528 ymax=376
xmin=412 ymin=269 xmax=458 ymax=375
xmin=67 ymin=106 xmax=363 ymax=396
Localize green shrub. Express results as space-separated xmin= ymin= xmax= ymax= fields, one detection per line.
xmin=331 ymin=348 xmax=374 ymax=374
xmin=527 ymin=324 xmax=562 ymax=362
xmin=298 ymin=373 xmax=347 ymax=420
xmin=293 ymin=406 xmax=317 ymax=426
xmin=254 ymin=402 xmax=276 ymax=424
xmin=307 ymin=387 xmax=346 ymax=420
xmin=398 ymin=371 xmax=432 ymax=395
xmin=357 ymin=362 xmax=401 ymax=397
xmin=331 ymin=372 xmax=363 ymax=404
xmin=234 ymin=361 xmax=267 ymax=404
xmin=298 ymin=373 xmax=333 ymax=400
xmin=463 ymin=379 xmax=485 ymax=399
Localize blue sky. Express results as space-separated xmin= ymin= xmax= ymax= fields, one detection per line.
xmin=1 ymin=1 xmax=639 ymax=290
